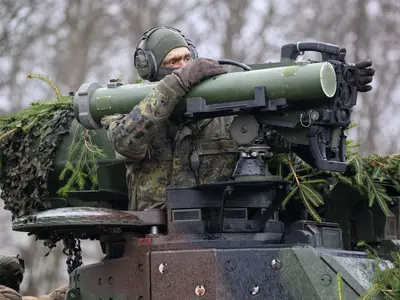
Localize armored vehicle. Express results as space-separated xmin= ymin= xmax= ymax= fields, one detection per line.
xmin=7 ymin=42 xmax=399 ymax=300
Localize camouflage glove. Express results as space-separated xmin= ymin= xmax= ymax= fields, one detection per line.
xmin=0 ymin=256 xmax=24 ymax=293
xmin=172 ymin=58 xmax=227 ymax=92
xmin=0 ymin=286 xmax=22 ymax=300
xmin=354 ymin=60 xmax=375 ymax=92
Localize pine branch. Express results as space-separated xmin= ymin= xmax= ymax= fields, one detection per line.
xmin=355 ymin=242 xmax=400 ymax=300
xmin=57 ymin=125 xmax=106 ymax=197
xmin=278 ymin=154 xmax=324 ymax=222
xmin=27 ymin=73 xmax=62 ymax=101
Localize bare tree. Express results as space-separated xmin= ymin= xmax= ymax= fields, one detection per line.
xmin=283 ymin=0 xmax=400 ymax=155
xmin=0 ymin=0 xmax=57 ymax=112
xmin=1 ymin=0 xmax=398 ymax=296
xmin=189 ymin=0 xmax=283 ymax=62
xmin=0 ymin=0 xmax=203 ymax=296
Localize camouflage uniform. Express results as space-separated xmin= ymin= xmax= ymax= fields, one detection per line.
xmin=101 ymin=75 xmax=238 ymax=211
xmin=0 ymin=256 xmax=66 ymax=300
xmin=0 ymin=256 xmax=24 ymax=295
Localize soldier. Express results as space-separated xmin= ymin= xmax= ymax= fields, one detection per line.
xmin=0 ymin=255 xmax=67 ymax=300
xmin=101 ymin=25 xmax=376 ymax=212
xmin=101 ymin=25 xmax=232 ymax=211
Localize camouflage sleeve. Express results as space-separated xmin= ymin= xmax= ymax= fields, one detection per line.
xmin=101 ymin=74 xmax=186 ymax=160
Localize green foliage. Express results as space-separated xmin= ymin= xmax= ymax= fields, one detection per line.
xmin=26 ymin=73 xmax=62 ymax=100
xmin=348 ymin=153 xmax=400 ymax=216
xmin=271 ymin=122 xmax=398 ymax=222
xmin=0 ymin=73 xmax=68 ymax=141
xmin=0 ymin=102 xmax=74 ymax=216
xmin=279 ymin=155 xmax=325 ymax=222
xmin=0 ymin=73 xmax=103 ymax=216
xmin=0 ymin=98 xmax=72 ymax=141
xmin=355 ymin=242 xmax=400 ymax=300
xmin=57 ymin=125 xmax=106 ymax=196
xmin=335 ymin=242 xmax=399 ymax=300
xmin=274 ymin=149 xmax=399 ymax=222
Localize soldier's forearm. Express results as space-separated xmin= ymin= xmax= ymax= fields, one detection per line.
xmin=105 ymin=74 xmax=186 ymax=159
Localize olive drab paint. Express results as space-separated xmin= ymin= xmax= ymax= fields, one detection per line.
xmin=9 ymin=42 xmax=396 ymax=300
xmin=73 ymin=62 xmax=337 ymax=129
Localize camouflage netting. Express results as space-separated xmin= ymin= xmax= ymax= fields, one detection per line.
xmin=0 ymin=100 xmax=74 ymax=218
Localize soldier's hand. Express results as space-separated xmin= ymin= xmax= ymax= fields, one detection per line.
xmin=32 ymin=285 xmax=67 ymax=300
xmin=355 ymin=60 xmax=375 ymax=92
xmin=0 ymin=285 xmax=22 ymax=300
xmin=172 ymin=58 xmax=227 ymax=91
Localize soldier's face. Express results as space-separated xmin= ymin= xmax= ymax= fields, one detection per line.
xmin=161 ymin=47 xmax=192 ymax=68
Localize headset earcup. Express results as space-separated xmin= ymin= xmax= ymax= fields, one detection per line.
xmin=186 ymin=39 xmax=198 ymax=59
xmin=134 ymin=48 xmax=157 ymax=81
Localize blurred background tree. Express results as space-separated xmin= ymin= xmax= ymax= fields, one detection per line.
xmin=0 ymin=0 xmax=398 ymax=296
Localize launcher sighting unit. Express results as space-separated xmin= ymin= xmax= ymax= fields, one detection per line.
xmin=11 ymin=42 xmax=398 ymax=300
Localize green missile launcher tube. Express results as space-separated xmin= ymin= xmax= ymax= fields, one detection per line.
xmin=74 ymin=61 xmax=337 ymax=129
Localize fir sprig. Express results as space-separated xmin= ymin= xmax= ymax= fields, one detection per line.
xmin=356 ymin=241 xmax=400 ymax=300
xmin=27 ymin=73 xmax=62 ymax=101
xmin=347 ymin=152 xmax=399 ymax=217
xmin=278 ymin=154 xmax=325 ymax=222
xmin=275 ymin=148 xmax=398 ymax=222
xmin=57 ymin=124 xmax=106 ymax=196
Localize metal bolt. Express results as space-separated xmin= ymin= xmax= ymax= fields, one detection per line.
xmin=310 ymin=110 xmax=320 ymax=121
xmin=195 ymin=285 xmax=206 ymax=296
xmin=249 ymin=284 xmax=260 ymax=296
xmin=241 ymin=125 xmax=247 ymax=133
xmin=271 ymin=259 xmax=282 ymax=270
xmin=321 ymin=274 xmax=332 ymax=286
xmin=98 ymin=277 xmax=102 ymax=285
xmin=108 ymin=277 xmax=114 ymax=285
xmin=158 ymin=263 xmax=167 ymax=274
xmin=224 ymin=259 xmax=236 ymax=272
xmin=150 ymin=226 xmax=159 ymax=234
xmin=69 ymin=292 xmax=76 ymax=299
xmin=138 ymin=264 xmax=144 ymax=272
xmin=247 ymin=223 xmax=256 ymax=229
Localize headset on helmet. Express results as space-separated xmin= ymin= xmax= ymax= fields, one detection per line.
xmin=133 ymin=26 xmax=198 ymax=81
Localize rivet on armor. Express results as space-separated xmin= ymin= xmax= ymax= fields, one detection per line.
xmin=195 ymin=285 xmax=206 ymax=296
xmin=108 ymin=277 xmax=114 ymax=285
xmin=224 ymin=259 xmax=237 ymax=271
xmin=321 ymin=274 xmax=332 ymax=286
xmin=270 ymin=259 xmax=282 ymax=270
xmin=248 ymin=284 xmax=260 ymax=295
xmin=158 ymin=262 xmax=167 ymax=274
xmin=138 ymin=264 xmax=144 ymax=272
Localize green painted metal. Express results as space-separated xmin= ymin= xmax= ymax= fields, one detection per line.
xmin=73 ymin=62 xmax=337 ymax=126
